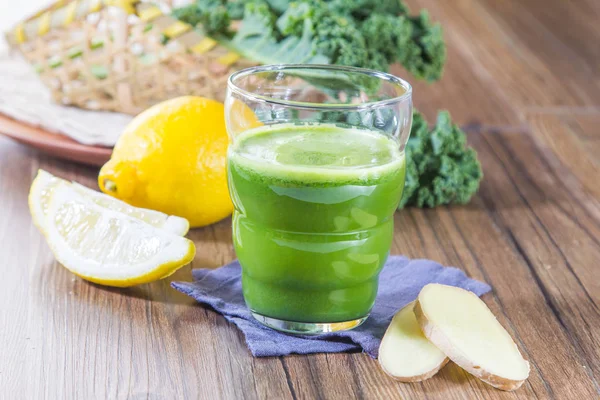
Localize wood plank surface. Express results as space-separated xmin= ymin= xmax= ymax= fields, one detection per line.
xmin=1 ymin=0 xmax=600 ymax=398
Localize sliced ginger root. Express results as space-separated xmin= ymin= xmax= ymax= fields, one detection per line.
xmin=379 ymin=301 xmax=449 ymax=382
xmin=414 ymin=284 xmax=530 ymax=391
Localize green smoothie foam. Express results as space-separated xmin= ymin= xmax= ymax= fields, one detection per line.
xmin=228 ymin=123 xmax=406 ymax=323
xmin=229 ymin=124 xmax=403 ymax=183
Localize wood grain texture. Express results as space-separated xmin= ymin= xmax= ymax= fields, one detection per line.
xmin=1 ymin=0 xmax=600 ymax=398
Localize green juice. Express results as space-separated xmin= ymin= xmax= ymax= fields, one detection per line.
xmin=228 ymin=123 xmax=406 ymax=323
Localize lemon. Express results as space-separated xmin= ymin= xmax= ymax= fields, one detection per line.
xmin=99 ymin=96 xmax=238 ymax=228
xmin=42 ymin=183 xmax=195 ymax=287
xmin=29 ymin=170 xmax=189 ymax=236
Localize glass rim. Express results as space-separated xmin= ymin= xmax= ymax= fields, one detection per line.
xmin=227 ymin=64 xmax=412 ymax=111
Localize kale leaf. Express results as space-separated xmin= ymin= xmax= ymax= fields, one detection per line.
xmin=226 ymin=1 xmax=329 ymax=65
xmin=400 ymin=111 xmax=483 ymax=208
xmin=171 ymin=0 xmax=447 ymax=82
xmin=171 ymin=0 xmax=230 ymax=34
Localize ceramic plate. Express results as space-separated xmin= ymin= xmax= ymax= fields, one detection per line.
xmin=0 ymin=114 xmax=112 ymax=166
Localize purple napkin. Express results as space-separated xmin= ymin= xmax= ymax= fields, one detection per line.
xmin=172 ymin=256 xmax=491 ymax=358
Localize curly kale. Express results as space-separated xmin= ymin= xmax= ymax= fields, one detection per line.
xmin=227 ymin=1 xmax=329 ymax=64
xmin=360 ymin=14 xmax=412 ymax=66
xmin=275 ymin=2 xmax=316 ymax=36
xmin=171 ymin=0 xmax=230 ymax=34
xmin=225 ymin=0 xmax=249 ymax=19
xmin=264 ymin=0 xmax=294 ymax=13
xmin=313 ymin=14 xmax=369 ymax=68
xmin=171 ymin=4 xmax=203 ymax=26
xmin=400 ymin=111 xmax=483 ymax=208
xmin=171 ymin=0 xmax=446 ymax=82
xmin=403 ymin=12 xmax=446 ymax=82
xmin=360 ymin=12 xmax=445 ymax=82
xmin=327 ymin=0 xmax=410 ymax=20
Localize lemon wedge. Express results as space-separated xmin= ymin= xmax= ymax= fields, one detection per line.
xmin=29 ymin=169 xmax=61 ymax=234
xmin=29 ymin=170 xmax=189 ymax=236
xmin=42 ymin=183 xmax=195 ymax=287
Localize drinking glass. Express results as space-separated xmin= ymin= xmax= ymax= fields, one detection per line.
xmin=225 ymin=65 xmax=412 ymax=334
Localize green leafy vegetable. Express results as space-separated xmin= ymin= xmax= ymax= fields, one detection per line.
xmin=400 ymin=111 xmax=483 ymax=208
xmin=312 ymin=14 xmax=369 ymax=69
xmin=225 ymin=2 xmax=329 ymax=65
xmin=327 ymin=0 xmax=409 ymax=19
xmin=225 ymin=0 xmax=249 ymax=19
xmin=171 ymin=0 xmax=446 ymax=82
xmin=404 ymin=12 xmax=446 ymax=82
xmin=172 ymin=0 xmax=230 ymax=34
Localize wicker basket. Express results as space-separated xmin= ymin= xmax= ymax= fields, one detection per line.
xmin=5 ymin=0 xmax=256 ymax=115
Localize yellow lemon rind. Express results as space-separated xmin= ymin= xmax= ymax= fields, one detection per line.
xmin=68 ymin=242 xmax=195 ymax=288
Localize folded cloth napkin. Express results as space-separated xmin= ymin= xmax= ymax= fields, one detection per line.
xmin=172 ymin=256 xmax=491 ymax=358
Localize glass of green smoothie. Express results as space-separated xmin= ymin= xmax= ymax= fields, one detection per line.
xmin=225 ymin=65 xmax=412 ymax=334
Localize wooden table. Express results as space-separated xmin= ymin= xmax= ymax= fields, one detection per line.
xmin=1 ymin=0 xmax=599 ymax=398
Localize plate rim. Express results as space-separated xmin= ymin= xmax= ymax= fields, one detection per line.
xmin=0 ymin=113 xmax=112 ymax=166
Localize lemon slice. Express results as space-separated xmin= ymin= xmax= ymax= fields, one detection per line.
xmin=44 ymin=183 xmax=195 ymax=287
xmin=29 ymin=170 xmax=61 ymax=234
xmin=29 ymin=170 xmax=189 ymax=236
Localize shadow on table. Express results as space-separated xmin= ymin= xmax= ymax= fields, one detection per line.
xmin=84 ymin=250 xmax=237 ymax=304
xmin=87 ymin=262 xmax=206 ymax=306
xmin=186 ymin=217 xmax=233 ymax=245
xmin=31 ymin=257 xmax=210 ymax=306
xmin=436 ymin=362 xmax=476 ymax=386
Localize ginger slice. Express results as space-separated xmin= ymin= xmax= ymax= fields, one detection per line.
xmin=379 ymin=301 xmax=449 ymax=382
xmin=414 ymin=284 xmax=530 ymax=391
